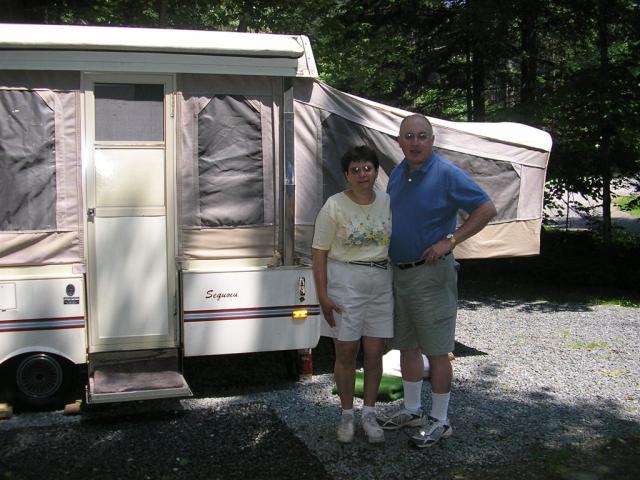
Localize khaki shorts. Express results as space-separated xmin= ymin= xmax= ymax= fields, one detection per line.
xmin=323 ymin=259 xmax=394 ymax=342
xmin=389 ymin=254 xmax=457 ymax=356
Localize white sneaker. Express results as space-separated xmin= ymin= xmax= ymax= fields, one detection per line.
xmin=378 ymin=407 xmax=425 ymax=430
xmin=336 ymin=413 xmax=355 ymax=443
xmin=362 ymin=412 xmax=385 ymax=443
xmin=410 ymin=416 xmax=453 ymax=448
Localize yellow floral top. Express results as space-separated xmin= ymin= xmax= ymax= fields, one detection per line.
xmin=312 ymin=191 xmax=391 ymax=262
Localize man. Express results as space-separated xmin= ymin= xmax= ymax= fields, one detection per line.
xmin=380 ymin=114 xmax=496 ymax=448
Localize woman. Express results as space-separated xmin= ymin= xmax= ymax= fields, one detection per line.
xmin=312 ymin=145 xmax=393 ymax=444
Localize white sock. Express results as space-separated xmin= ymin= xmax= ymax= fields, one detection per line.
xmin=341 ymin=408 xmax=354 ymax=418
xmin=430 ymin=392 xmax=450 ymax=423
xmin=402 ymin=380 xmax=423 ymax=413
xmin=362 ymin=405 xmax=376 ymax=416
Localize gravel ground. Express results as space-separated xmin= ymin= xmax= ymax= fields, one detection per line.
xmin=1 ymin=300 xmax=639 ymax=479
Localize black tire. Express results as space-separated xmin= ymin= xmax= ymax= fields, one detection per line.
xmin=12 ymin=353 xmax=74 ymax=408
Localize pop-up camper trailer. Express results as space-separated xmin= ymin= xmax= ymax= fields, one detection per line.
xmin=0 ymin=24 xmax=551 ymax=407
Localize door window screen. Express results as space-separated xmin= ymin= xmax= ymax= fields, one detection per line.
xmin=0 ymin=90 xmax=56 ymax=231
xmin=95 ymin=83 xmax=164 ymax=141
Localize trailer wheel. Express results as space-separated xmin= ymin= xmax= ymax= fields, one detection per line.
xmin=13 ymin=353 xmax=72 ymax=408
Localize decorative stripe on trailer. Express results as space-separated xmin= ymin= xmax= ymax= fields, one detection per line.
xmin=184 ymin=305 xmax=321 ymax=323
xmin=0 ymin=316 xmax=85 ymax=333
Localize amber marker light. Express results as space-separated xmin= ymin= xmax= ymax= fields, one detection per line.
xmin=292 ymin=308 xmax=308 ymax=319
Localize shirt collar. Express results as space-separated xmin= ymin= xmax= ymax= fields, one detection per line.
xmin=400 ymin=152 xmax=437 ymax=175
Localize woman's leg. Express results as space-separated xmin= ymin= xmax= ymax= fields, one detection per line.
xmin=361 ymin=336 xmax=385 ymax=407
xmin=334 ymin=339 xmax=360 ymax=409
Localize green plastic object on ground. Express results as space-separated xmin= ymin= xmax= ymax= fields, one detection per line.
xmin=332 ymin=371 xmax=404 ymax=402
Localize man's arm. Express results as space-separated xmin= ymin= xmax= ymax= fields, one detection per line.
xmin=422 ymin=200 xmax=497 ymax=264
xmin=450 ymin=200 xmax=497 ymax=245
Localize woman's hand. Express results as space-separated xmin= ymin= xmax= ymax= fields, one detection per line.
xmin=319 ymin=296 xmax=342 ymax=328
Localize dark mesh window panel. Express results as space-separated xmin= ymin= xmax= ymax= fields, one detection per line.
xmin=435 ymin=147 xmax=519 ymax=222
xmin=198 ymin=96 xmax=263 ymax=227
xmin=95 ymin=83 xmax=164 ymax=141
xmin=0 ymin=90 xmax=56 ymax=231
xmin=321 ymin=114 xmax=399 ymax=201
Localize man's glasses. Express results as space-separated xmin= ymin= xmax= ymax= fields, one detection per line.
xmin=349 ymin=164 xmax=374 ymax=175
xmin=403 ymin=132 xmax=431 ymax=142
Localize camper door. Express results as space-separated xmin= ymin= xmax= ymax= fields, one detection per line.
xmin=84 ymin=74 xmax=177 ymax=352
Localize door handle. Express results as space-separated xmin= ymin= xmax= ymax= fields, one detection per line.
xmin=297 ymin=276 xmax=306 ymax=302
xmin=87 ymin=208 xmax=96 ymax=221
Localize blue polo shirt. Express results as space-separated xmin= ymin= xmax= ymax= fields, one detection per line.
xmin=387 ymin=152 xmax=490 ymax=263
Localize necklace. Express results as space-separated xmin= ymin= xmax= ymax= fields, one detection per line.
xmin=347 ymin=191 xmax=375 ymax=220
xmin=358 ymin=203 xmax=373 ymax=220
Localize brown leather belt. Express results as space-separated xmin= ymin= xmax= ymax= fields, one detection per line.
xmin=395 ymin=259 xmax=426 ymax=270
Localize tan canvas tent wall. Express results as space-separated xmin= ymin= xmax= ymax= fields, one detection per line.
xmin=1 ymin=75 xmax=551 ymax=267
xmin=292 ymin=80 xmax=552 ymax=261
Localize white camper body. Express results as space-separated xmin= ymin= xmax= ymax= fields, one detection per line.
xmin=0 ymin=24 xmax=321 ymax=406
xmin=0 ymin=24 xmax=551 ymax=407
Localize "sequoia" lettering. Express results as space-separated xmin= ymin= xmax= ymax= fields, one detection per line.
xmin=205 ymin=291 xmax=239 ymax=301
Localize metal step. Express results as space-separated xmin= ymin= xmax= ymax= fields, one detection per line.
xmin=87 ymin=349 xmax=192 ymax=404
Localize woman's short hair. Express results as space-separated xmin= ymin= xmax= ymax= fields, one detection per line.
xmin=340 ymin=145 xmax=380 ymax=173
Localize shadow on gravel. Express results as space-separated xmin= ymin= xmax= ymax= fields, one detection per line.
xmin=0 ymin=401 xmax=331 ymax=480
xmin=459 ymin=296 xmax=595 ymax=313
xmin=441 ymin=385 xmax=640 ymax=480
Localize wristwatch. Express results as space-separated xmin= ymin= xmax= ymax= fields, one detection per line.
xmin=446 ymin=233 xmax=457 ymax=247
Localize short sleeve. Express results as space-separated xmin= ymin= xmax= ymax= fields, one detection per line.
xmin=312 ymin=202 xmax=337 ymax=251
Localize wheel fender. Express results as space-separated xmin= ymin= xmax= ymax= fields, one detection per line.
xmin=1 ymin=346 xmax=80 ymax=369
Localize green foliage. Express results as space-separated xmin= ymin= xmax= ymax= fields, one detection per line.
xmin=614 ymin=195 xmax=640 ymax=215
xmin=533 ymin=435 xmax=640 ymax=480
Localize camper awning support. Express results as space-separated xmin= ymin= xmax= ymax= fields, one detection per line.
xmin=282 ymin=78 xmax=296 ymax=266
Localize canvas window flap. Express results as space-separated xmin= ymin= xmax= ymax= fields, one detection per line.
xmin=0 ymin=78 xmax=82 ymax=266
xmin=177 ymin=74 xmax=279 ymax=260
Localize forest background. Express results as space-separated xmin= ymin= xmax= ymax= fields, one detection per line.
xmin=2 ymin=0 xmax=640 ymax=301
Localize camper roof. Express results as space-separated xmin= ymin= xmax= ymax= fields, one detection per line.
xmin=0 ymin=24 xmax=318 ymax=77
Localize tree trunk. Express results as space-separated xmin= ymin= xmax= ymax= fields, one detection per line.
xmin=597 ymin=0 xmax=612 ymax=249
xmin=520 ymin=0 xmax=539 ymax=107
xmin=472 ymin=46 xmax=486 ymax=121
xmin=158 ymin=0 xmax=168 ymax=26
xmin=237 ymin=1 xmax=252 ymax=32
xmin=466 ymin=50 xmax=473 ymax=122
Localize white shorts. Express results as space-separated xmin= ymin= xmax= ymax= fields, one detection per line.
xmin=321 ymin=259 xmax=394 ymax=341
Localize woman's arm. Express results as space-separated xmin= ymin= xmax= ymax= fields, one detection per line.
xmin=312 ymin=247 xmax=341 ymax=327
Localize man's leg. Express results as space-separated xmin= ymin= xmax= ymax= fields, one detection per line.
xmin=427 ymin=353 xmax=452 ymax=422
xmin=379 ymin=347 xmax=426 ymax=430
xmin=400 ymin=347 xmax=424 ymax=412
xmin=400 ymin=347 xmax=424 ymax=382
